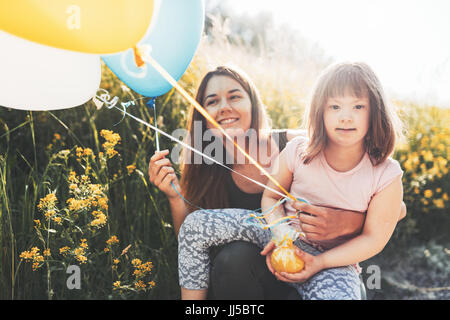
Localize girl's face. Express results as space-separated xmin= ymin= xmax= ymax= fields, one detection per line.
xmin=202 ymin=75 xmax=252 ymax=136
xmin=323 ymin=93 xmax=370 ymax=150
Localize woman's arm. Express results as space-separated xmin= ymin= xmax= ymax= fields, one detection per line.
xmin=148 ymin=150 xmax=188 ymax=236
xmin=319 ymin=175 xmax=403 ymax=267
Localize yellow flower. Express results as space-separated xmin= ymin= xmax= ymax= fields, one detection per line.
xmin=113 ymin=259 xmax=120 ymax=265
xmin=443 ymin=193 xmax=448 ymax=201
xmin=43 ymin=249 xmax=51 ymax=257
xmin=74 ymin=247 xmax=85 ymax=256
xmin=97 ymin=197 xmax=108 ymax=210
xmin=83 ymin=148 xmax=94 ymax=157
xmin=37 ymin=193 xmax=58 ymax=211
xmin=113 ymin=281 xmax=121 ymax=289
xmin=80 ymin=239 xmax=88 ymax=249
xmin=59 ymin=246 xmax=70 ymax=255
xmin=126 ymin=165 xmax=136 ymax=175
xmin=68 ymin=171 xmax=78 ymax=183
xmin=53 ymin=216 xmax=62 ymax=225
xmin=433 ymin=199 xmax=445 ymax=209
xmin=44 ymin=209 xmax=56 ymax=219
xmin=134 ymin=280 xmax=146 ymax=291
xmin=76 ymin=254 xmax=87 ymax=264
xmin=423 ymin=150 xmax=433 ymax=162
xmin=424 ymin=189 xmax=433 ymax=198
xmin=90 ymin=211 xmax=107 ymax=228
xmin=131 ymin=258 xmax=142 ymax=267
xmin=100 ymin=129 xmax=121 ymax=159
xmin=106 ymin=236 xmax=119 ymax=245
xmin=76 ymin=147 xmax=84 ymax=158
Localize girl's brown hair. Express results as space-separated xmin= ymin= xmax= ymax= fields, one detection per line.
xmin=180 ymin=66 xmax=270 ymax=212
xmin=303 ymin=61 xmax=402 ymax=166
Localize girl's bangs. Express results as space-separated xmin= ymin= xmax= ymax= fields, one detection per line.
xmin=324 ymin=67 xmax=369 ymax=100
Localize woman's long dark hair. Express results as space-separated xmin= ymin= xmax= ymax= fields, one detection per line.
xmin=180 ymin=66 xmax=270 ymax=212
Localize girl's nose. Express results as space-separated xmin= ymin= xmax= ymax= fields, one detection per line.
xmin=339 ymin=110 xmax=353 ymax=123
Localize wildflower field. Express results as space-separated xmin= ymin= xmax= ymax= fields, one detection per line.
xmin=1 ymin=27 xmax=449 ymax=299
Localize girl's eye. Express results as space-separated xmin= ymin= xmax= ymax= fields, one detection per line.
xmin=330 ymin=105 xmax=340 ymax=110
xmin=354 ymin=105 xmax=365 ymax=110
xmin=230 ymin=95 xmax=241 ymax=101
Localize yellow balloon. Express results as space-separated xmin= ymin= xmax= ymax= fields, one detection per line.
xmin=0 ymin=0 xmax=154 ymax=54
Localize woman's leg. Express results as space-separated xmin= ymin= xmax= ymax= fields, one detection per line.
xmin=178 ymin=208 xmax=271 ymax=295
xmin=209 ymin=241 xmax=301 ymax=300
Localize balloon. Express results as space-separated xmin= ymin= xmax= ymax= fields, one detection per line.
xmin=102 ymin=0 xmax=204 ymax=97
xmin=0 ymin=0 xmax=154 ymax=54
xmin=0 ymin=31 xmax=101 ymax=111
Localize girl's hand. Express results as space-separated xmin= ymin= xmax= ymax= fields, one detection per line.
xmin=276 ymin=248 xmax=325 ymax=284
xmin=148 ymin=150 xmax=180 ymax=199
xmin=293 ymin=201 xmax=364 ymax=241
xmin=261 ymin=241 xmax=324 ymax=283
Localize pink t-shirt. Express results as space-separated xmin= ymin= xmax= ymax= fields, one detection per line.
xmin=283 ymin=136 xmax=403 ymax=249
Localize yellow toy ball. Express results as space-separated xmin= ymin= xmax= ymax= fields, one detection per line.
xmin=271 ymin=243 xmax=304 ymax=274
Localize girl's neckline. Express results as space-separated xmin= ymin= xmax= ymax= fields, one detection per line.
xmin=319 ymin=150 xmax=368 ymax=175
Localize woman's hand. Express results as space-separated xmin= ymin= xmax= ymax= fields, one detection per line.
xmin=293 ymin=201 xmax=364 ymax=242
xmin=261 ymin=241 xmax=324 ymax=283
xmin=148 ymin=149 xmax=180 ymax=199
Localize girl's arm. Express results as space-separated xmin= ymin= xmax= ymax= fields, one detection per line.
xmin=261 ymin=149 xmax=294 ymax=236
xmin=278 ymin=175 xmax=403 ymax=283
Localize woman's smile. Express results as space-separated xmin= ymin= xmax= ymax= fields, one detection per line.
xmin=218 ymin=117 xmax=240 ymax=125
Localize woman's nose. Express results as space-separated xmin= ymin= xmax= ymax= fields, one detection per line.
xmin=218 ymin=99 xmax=232 ymax=113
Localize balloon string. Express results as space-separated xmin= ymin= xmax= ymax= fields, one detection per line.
xmin=112 ymin=105 xmax=289 ymax=200
xmin=147 ymin=98 xmax=160 ymax=152
xmin=139 ymin=50 xmax=296 ymax=202
xmin=170 ymin=180 xmax=301 ymax=242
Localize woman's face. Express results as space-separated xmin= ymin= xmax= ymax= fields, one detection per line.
xmin=202 ymin=75 xmax=252 ymax=136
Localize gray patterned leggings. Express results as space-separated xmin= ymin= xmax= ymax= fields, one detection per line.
xmin=178 ymin=208 xmax=361 ymax=300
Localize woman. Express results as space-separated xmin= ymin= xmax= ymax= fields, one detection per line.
xmin=148 ymin=66 xmax=405 ymax=299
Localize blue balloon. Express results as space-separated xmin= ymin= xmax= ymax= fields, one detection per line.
xmin=102 ymin=0 xmax=204 ymax=97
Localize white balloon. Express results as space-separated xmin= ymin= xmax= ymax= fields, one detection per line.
xmin=0 ymin=31 xmax=101 ymax=111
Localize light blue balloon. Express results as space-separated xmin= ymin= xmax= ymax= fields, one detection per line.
xmin=102 ymin=0 xmax=204 ymax=97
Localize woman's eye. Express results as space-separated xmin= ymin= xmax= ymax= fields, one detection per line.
xmin=230 ymin=95 xmax=241 ymax=100
xmin=206 ymin=99 xmax=218 ymax=107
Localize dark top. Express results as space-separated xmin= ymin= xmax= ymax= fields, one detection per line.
xmin=226 ymin=130 xmax=288 ymax=210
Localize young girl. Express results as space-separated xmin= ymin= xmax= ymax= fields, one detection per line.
xmin=260 ymin=61 xmax=404 ymax=299
xmin=178 ymin=61 xmax=405 ymax=300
